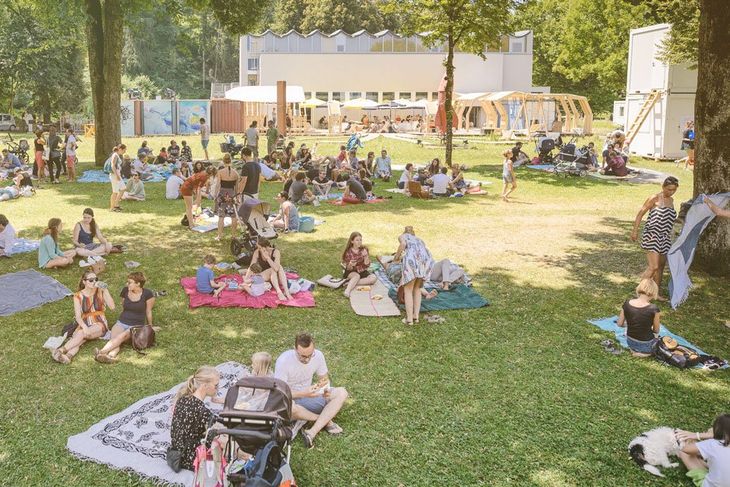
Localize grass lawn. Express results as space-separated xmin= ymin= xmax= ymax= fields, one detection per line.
xmin=1 ymin=132 xmax=728 ymax=486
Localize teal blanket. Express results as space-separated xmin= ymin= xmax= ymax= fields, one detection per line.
xmin=388 ymin=283 xmax=489 ymax=312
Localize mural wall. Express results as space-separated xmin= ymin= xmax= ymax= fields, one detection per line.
xmin=177 ymin=100 xmax=209 ymax=135
xmin=143 ymin=101 xmax=174 ymax=135
xmin=120 ymin=100 xmax=135 ymax=136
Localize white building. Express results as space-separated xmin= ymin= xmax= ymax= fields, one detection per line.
xmin=237 ymin=29 xmax=534 ymax=104
xmin=623 ymin=24 xmax=696 ymax=159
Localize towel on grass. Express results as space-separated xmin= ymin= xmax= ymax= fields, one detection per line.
xmin=669 ymin=193 xmax=730 ymax=309
xmin=387 ymin=283 xmax=489 ymax=312
xmin=350 ymin=280 xmax=400 ymax=317
xmin=588 ymin=316 xmax=727 ymax=369
xmin=67 ymin=362 xmax=248 ymax=486
xmin=330 ymin=197 xmax=386 ymax=206
xmin=0 ymin=269 xmax=72 ymax=317
xmin=586 ymin=167 xmax=670 ymax=184
xmin=78 ymin=169 xmax=170 ymax=183
xmin=3 ymin=237 xmax=40 ymax=255
xmin=180 ymin=273 xmax=315 ymax=309
xmin=525 ymin=164 xmax=555 ymax=172
xmin=191 ymin=215 xmax=231 ymax=233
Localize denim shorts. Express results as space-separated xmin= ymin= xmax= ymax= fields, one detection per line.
xmin=295 ymin=396 xmax=327 ymax=414
xmin=115 ymin=321 xmax=138 ymax=332
xmin=627 ymin=336 xmax=657 ymax=354
xmin=201 ymin=139 xmax=209 ymax=149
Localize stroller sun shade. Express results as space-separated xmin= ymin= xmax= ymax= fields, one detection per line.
xmin=237 ymin=198 xmax=277 ymax=240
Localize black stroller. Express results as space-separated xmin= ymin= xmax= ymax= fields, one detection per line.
xmin=221 ymin=134 xmax=244 ymax=159
xmin=535 ymin=136 xmax=562 ymax=165
xmin=210 ymin=377 xmax=296 ymax=487
xmin=554 ymin=140 xmax=592 ymax=178
xmin=230 ymin=198 xmax=278 ymax=265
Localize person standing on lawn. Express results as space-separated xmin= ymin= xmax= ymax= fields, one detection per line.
xmin=266 ymin=120 xmax=278 ymax=157
xmin=199 ymin=117 xmax=210 ymax=161
xmin=501 ymin=149 xmax=517 ymax=201
xmin=274 ymin=333 xmax=348 ymax=449
xmin=245 ymin=120 xmax=259 ymax=159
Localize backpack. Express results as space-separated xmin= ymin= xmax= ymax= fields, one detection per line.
xmin=244 ymin=440 xmax=283 ymax=487
xmin=103 ymin=154 xmax=115 ymax=174
xmin=653 ymin=336 xmax=701 ymax=369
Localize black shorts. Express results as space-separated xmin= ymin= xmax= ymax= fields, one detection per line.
xmin=344 ymin=269 xmax=370 ymax=280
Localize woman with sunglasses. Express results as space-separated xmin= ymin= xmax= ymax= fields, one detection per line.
xmin=121 ymin=172 xmax=146 ymax=201
xmin=51 ymin=270 xmax=115 ymax=364
xmin=94 ymin=272 xmax=155 ymax=363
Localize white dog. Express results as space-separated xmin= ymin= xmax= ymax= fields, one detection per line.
xmin=628 ymin=427 xmax=684 ymax=477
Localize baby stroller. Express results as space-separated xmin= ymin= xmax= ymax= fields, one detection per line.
xmin=230 ymin=198 xmax=277 ymax=265
xmin=221 ymin=134 xmax=244 ymax=159
xmin=210 ymin=377 xmax=296 ymax=487
xmin=554 ymin=140 xmax=591 ymax=178
xmin=535 ymin=136 xmax=557 ymax=164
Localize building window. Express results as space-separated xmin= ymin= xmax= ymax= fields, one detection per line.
xmin=247 ymin=74 xmax=258 ymax=86
xmin=246 ymin=36 xmax=251 ymax=50
xmin=349 ymin=91 xmax=363 ymax=100
xmin=247 ymin=58 xmax=259 ymax=70
xmin=431 ymin=92 xmax=438 ymax=101
xmin=366 ymin=92 xmax=378 ymax=102
xmin=619 ymin=107 xmax=625 ymax=117
xmin=397 ymin=92 xmax=413 ymax=101
xmin=415 ymin=92 xmax=428 ymax=100
xmin=382 ymin=92 xmax=395 ymax=102
xmin=316 ymin=92 xmax=328 ymax=101
xmin=332 ymin=92 xmax=343 ymax=102
xmin=510 ymin=39 xmax=524 ymax=53
xmin=393 ymin=38 xmax=406 ymax=52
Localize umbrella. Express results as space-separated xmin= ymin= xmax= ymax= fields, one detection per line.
xmin=343 ymin=98 xmax=380 ymax=109
xmin=392 ymin=98 xmax=414 ymax=107
xmin=301 ymin=97 xmax=327 ymax=108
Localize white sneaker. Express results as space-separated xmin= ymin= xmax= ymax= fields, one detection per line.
xmin=79 ymin=259 xmax=91 ymax=267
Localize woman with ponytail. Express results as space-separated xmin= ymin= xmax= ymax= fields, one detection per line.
xmin=73 ymin=208 xmax=114 ymax=257
xmin=38 ymin=218 xmax=76 ymax=268
xmin=170 ymin=366 xmax=223 ymax=471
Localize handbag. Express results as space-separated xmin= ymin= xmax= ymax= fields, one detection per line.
xmin=166 ymin=447 xmax=182 ymax=473
xmin=61 ymin=321 xmax=78 ymax=338
xmin=91 ymin=260 xmax=106 ymax=275
xmin=130 ymin=325 xmax=156 ymax=354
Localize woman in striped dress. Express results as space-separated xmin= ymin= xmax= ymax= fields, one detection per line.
xmin=631 ymin=176 xmax=679 ymax=300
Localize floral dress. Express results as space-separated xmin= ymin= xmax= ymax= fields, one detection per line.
xmin=399 ymin=234 xmax=434 ymax=286
xmin=170 ymin=395 xmax=212 ymax=471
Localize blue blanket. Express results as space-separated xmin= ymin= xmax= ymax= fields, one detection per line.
xmin=78 ymin=169 xmax=170 ymax=183
xmin=587 ymin=317 xmax=728 ymax=369
xmin=0 ymin=269 xmax=72 ymax=317
xmin=4 ymin=238 xmax=40 ymax=255
xmin=524 ymin=164 xmax=554 ymax=172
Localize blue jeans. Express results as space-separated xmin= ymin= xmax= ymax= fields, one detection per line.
xmin=295 ymin=396 xmax=327 ymax=414
xmin=627 ymin=336 xmax=657 ymax=354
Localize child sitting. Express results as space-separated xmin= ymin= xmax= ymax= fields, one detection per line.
xmin=154 ymin=147 xmax=168 ymax=165
xmin=240 ymin=262 xmax=268 ymax=297
xmin=180 ymin=141 xmax=192 ymax=163
xmin=196 ymin=254 xmax=226 ymax=296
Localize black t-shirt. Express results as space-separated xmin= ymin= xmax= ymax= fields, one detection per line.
xmin=34 ymin=139 xmax=44 ymax=152
xmin=118 ymin=287 xmax=154 ymax=327
xmin=240 ymin=160 xmax=261 ymax=195
xmin=313 ymin=175 xmax=330 ymax=185
xmin=47 ymin=134 xmax=62 ymax=157
xmin=121 ymin=159 xmax=133 ymax=179
xmin=347 ymin=179 xmax=367 ymax=200
xmin=361 ymin=178 xmax=373 ymax=192
xmin=168 ymin=145 xmax=180 ymax=158
xmin=511 ymin=146 xmax=521 ymax=161
xmin=283 ymin=178 xmax=293 ymax=194
xmin=622 ymin=300 xmax=659 ymax=341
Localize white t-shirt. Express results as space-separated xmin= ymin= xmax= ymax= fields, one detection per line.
xmin=133 ymin=158 xmax=146 ymax=173
xmin=0 ymin=223 xmax=17 ymax=250
xmin=258 ymin=161 xmax=276 ymax=180
xmin=245 ymin=127 xmax=258 ymax=147
xmin=431 ymin=173 xmax=450 ymax=194
xmin=399 ymin=170 xmax=411 ymax=184
xmin=697 ymin=439 xmax=730 ymax=487
xmin=166 ymin=174 xmax=185 ymax=199
xmin=200 ymin=123 xmax=210 ymax=141
xmin=274 ymin=349 xmax=328 ymax=393
xmin=66 ymin=135 xmax=77 ymax=157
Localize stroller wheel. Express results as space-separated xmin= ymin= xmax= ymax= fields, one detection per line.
xmin=579 ymin=169 xmax=588 ymax=177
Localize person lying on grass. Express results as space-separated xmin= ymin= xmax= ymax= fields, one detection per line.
xmin=72 ymin=208 xmax=114 ymax=258
xmin=250 ymin=237 xmax=293 ymax=301
xmin=51 ymin=269 xmax=115 ymax=364
xmin=196 ymin=254 xmax=226 ymax=297
xmin=38 ymin=218 xmax=77 ymax=269
xmin=240 ymin=262 xmax=268 ymax=297
xmin=94 ymin=271 xmax=155 ymax=364
xmin=676 ymin=414 xmax=730 ymax=487
xmin=274 ymin=333 xmax=348 ymax=449
xmin=617 ymin=278 xmax=660 ymax=357
xmin=341 ymin=232 xmax=377 ymax=298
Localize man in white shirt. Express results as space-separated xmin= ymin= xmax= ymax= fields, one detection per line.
xmin=428 ymin=167 xmax=453 ymax=196
xmin=165 ymin=168 xmax=185 ymax=199
xmin=374 ymin=149 xmax=392 ymax=180
xmin=245 ymin=121 xmax=259 ymax=159
xmin=199 ymin=117 xmax=210 ymax=160
xmin=0 ymin=214 xmax=17 ymax=256
xmin=274 ymin=333 xmax=348 ymax=449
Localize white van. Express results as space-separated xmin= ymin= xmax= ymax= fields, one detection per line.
xmin=0 ymin=114 xmax=16 ymax=131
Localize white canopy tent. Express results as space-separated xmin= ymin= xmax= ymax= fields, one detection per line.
xmin=224 ymin=85 xmax=306 ymax=103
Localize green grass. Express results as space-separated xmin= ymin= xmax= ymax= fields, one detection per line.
xmin=1 ymin=133 xmax=728 ymax=486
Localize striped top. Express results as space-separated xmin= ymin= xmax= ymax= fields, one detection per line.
xmin=641 ymin=195 xmax=676 ymax=254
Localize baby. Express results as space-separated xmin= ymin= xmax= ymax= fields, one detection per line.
xmin=240 ymin=262 xmax=268 ymax=297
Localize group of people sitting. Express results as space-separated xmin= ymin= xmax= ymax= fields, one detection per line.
xmin=171 ymin=332 xmax=349 ymax=471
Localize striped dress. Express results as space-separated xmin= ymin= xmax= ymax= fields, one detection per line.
xmin=640 ymin=197 xmax=676 ymax=254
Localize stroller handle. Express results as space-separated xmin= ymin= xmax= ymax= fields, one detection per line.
xmin=208 ymin=428 xmax=273 ymax=442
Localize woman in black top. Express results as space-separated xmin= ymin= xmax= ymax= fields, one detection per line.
xmin=170 ymin=366 xmax=223 ymax=470
xmin=94 ymin=272 xmax=155 ymax=363
xmin=617 ymin=278 xmax=661 ymax=356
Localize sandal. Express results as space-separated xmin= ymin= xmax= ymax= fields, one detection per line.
xmin=325 ymin=422 xmax=343 ymax=435
xmin=94 ymin=349 xmax=118 ymax=364
xmin=301 ymin=430 xmax=314 ymax=449
xmin=402 ymin=318 xmax=413 ymax=326
xmin=52 ymin=347 xmax=70 ymax=364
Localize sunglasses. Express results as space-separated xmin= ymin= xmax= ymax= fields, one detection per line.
xmin=296 ymin=350 xmax=315 ymax=362
xmin=85 ymin=277 xmax=98 ymax=282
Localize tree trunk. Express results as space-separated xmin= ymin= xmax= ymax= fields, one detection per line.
xmin=85 ymin=0 xmax=123 ymax=166
xmin=693 ymin=0 xmax=730 ymax=276
xmin=444 ymin=33 xmax=455 ymax=168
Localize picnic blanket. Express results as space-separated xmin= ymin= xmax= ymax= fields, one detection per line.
xmin=330 ymin=197 xmax=386 ymax=206
xmin=78 ymin=169 xmax=171 ymax=183
xmin=524 ymin=164 xmax=555 ymax=172
xmin=3 ymin=237 xmax=40 ymax=255
xmin=350 ymin=280 xmax=401 ymax=317
xmin=0 ymin=269 xmax=72 ymax=317
xmin=191 ymin=215 xmax=232 ymax=233
xmin=180 ymin=273 xmax=315 ymax=309
xmin=669 ymin=193 xmax=730 ymax=309
xmin=586 ymin=167 xmax=670 ymax=184
xmin=67 ymin=362 xmax=248 ymax=486
xmin=587 ymin=316 xmax=727 ymax=369
xmin=373 ymin=266 xmax=488 ymax=312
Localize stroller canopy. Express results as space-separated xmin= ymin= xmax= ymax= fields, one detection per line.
xmin=237 ymin=198 xmax=270 ymax=223
xmin=223 ymin=376 xmax=292 ymax=422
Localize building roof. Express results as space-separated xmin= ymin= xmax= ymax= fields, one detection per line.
xmin=249 ymin=29 xmax=530 ymax=39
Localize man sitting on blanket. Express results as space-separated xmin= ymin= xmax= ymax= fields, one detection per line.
xmin=274 ymin=332 xmax=348 ymax=449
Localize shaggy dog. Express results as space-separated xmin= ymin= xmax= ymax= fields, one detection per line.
xmin=628 ymin=427 xmax=684 ymax=477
